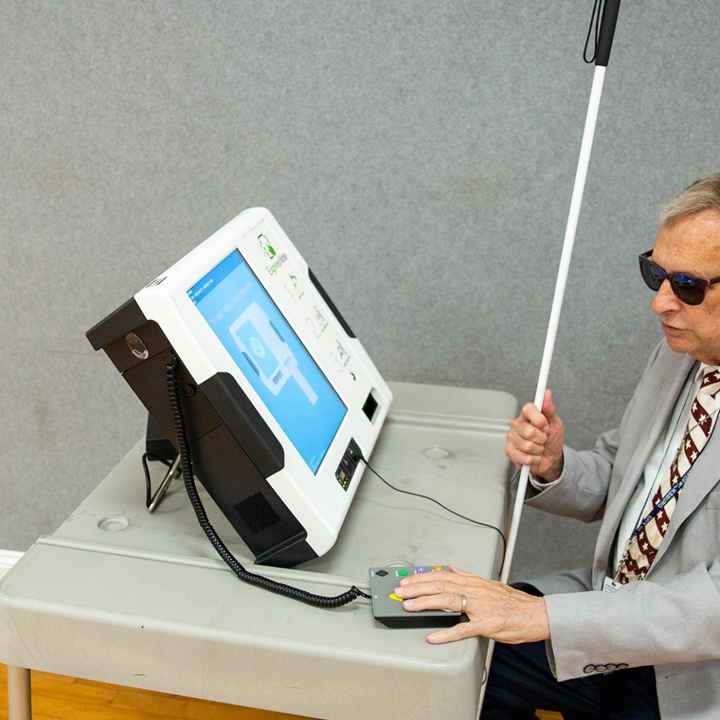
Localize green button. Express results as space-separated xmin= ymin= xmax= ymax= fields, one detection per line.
xmin=397 ymin=568 xmax=409 ymax=577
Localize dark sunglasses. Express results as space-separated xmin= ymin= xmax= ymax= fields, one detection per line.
xmin=639 ymin=250 xmax=720 ymax=306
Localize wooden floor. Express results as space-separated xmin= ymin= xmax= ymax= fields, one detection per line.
xmin=0 ymin=664 xmax=309 ymax=720
xmin=1 ymin=664 xmax=562 ymax=719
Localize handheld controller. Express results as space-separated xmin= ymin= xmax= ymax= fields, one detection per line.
xmin=369 ymin=565 xmax=465 ymax=628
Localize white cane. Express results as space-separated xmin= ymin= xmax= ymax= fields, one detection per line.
xmin=477 ymin=1 xmax=622 ymax=715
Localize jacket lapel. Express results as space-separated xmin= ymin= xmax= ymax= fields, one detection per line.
xmin=593 ymin=350 xmax=696 ymax=584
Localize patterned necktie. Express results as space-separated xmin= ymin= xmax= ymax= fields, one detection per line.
xmin=615 ymin=365 xmax=720 ymax=584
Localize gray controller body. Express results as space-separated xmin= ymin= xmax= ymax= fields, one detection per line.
xmin=369 ymin=565 xmax=465 ymax=629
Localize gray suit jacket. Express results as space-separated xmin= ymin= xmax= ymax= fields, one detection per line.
xmin=524 ymin=339 xmax=720 ymax=719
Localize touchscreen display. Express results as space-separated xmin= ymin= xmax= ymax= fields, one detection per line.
xmin=188 ymin=250 xmax=347 ymax=474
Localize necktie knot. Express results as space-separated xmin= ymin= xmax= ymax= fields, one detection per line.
xmin=701 ymin=365 xmax=720 ymax=397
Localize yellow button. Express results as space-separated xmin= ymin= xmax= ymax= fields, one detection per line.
xmin=388 ymin=593 xmax=402 ymax=602
xmin=433 ymin=565 xmax=444 ymax=572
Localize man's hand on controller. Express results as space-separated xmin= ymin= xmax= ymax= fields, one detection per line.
xmin=506 ymin=388 xmax=565 ymax=481
xmin=394 ymin=391 xmax=563 ymax=642
xmin=393 ymin=566 xmax=550 ymax=644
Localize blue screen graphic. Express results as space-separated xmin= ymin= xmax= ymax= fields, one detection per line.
xmin=188 ymin=251 xmax=347 ymax=474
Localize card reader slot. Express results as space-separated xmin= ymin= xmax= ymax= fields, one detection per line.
xmin=362 ymin=391 xmax=379 ymax=422
xmin=336 ymin=438 xmax=361 ymax=491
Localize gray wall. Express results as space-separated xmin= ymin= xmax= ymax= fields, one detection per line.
xmin=2 ymin=1 xmax=719 ymax=580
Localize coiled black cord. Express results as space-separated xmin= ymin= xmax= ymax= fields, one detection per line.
xmin=165 ymin=350 xmax=370 ymax=608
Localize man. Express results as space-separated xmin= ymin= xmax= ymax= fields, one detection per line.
xmin=392 ymin=175 xmax=720 ymax=719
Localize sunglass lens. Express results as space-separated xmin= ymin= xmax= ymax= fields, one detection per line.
xmin=640 ymin=255 xmax=664 ymax=291
xmin=671 ymin=274 xmax=705 ymax=305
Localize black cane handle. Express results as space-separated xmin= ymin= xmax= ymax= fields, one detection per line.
xmin=596 ymin=0 xmax=621 ymax=67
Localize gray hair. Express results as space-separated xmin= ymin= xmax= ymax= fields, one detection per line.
xmin=660 ymin=174 xmax=720 ymax=227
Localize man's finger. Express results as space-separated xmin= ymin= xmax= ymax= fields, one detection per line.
xmin=515 ymin=423 xmax=548 ymax=444
xmin=516 ymin=438 xmax=546 ymax=455
xmin=427 ymin=622 xmax=477 ymax=644
xmin=449 ymin=565 xmax=473 ymax=576
xmin=403 ymin=592 xmax=458 ymax=613
xmin=507 ymin=447 xmax=541 ymax=467
xmin=522 ymin=402 xmax=549 ymax=430
xmin=396 ymin=579 xmax=468 ymax=599
xmin=396 ymin=581 xmax=445 ymax=598
xmin=399 ymin=570 xmax=467 ymax=588
xmin=542 ymin=389 xmax=557 ymax=420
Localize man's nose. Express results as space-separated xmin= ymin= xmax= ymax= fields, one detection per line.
xmin=651 ymin=279 xmax=682 ymax=315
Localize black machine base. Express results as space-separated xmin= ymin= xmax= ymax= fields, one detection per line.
xmin=87 ymin=297 xmax=317 ymax=568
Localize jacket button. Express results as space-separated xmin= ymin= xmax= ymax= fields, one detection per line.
xmin=583 ymin=664 xmax=595 ymax=674
xmin=595 ymin=664 xmax=608 ymax=673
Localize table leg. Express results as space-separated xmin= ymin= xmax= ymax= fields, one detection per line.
xmin=7 ymin=666 xmax=32 ymax=720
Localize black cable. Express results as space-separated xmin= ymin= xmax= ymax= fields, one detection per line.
xmin=583 ymin=0 xmax=604 ymax=63
xmin=165 ymin=350 xmax=370 ymax=607
xmin=355 ymin=455 xmax=507 ymax=567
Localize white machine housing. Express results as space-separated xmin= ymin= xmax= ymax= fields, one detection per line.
xmin=88 ymin=208 xmax=392 ymax=566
